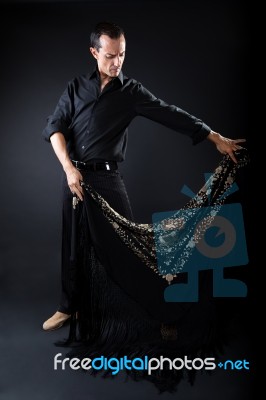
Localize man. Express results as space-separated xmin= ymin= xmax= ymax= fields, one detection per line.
xmin=42 ymin=21 xmax=245 ymax=331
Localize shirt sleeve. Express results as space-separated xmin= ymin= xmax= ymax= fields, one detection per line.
xmin=134 ymin=83 xmax=211 ymax=145
xmin=42 ymin=80 xmax=75 ymax=142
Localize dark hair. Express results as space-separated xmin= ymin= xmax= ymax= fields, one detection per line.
xmin=90 ymin=21 xmax=125 ymax=51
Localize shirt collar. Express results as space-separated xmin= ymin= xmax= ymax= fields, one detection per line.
xmin=88 ymin=67 xmax=124 ymax=85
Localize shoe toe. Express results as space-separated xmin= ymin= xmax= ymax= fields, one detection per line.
xmin=42 ymin=312 xmax=70 ymax=331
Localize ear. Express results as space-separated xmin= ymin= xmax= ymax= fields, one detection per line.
xmin=90 ymin=47 xmax=98 ymax=60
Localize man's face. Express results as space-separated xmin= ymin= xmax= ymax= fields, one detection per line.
xmin=90 ymin=34 xmax=126 ymax=78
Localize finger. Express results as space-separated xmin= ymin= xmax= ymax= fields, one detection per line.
xmin=76 ymin=192 xmax=83 ymax=201
xmin=234 ymin=138 xmax=246 ymax=143
xmin=69 ymin=185 xmax=75 ymax=194
xmin=77 ymin=182 xmax=84 ymax=197
xmin=75 ymin=187 xmax=83 ymax=201
xmin=69 ymin=184 xmax=82 ymax=199
xmin=79 ymin=180 xmax=84 ymax=194
xmin=71 ymin=189 xmax=83 ymax=201
xmin=228 ymin=152 xmax=238 ymax=164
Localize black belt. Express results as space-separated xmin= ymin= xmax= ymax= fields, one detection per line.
xmin=71 ymin=160 xmax=118 ymax=171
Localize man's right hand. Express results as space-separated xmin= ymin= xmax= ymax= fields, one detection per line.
xmin=65 ymin=165 xmax=84 ymax=201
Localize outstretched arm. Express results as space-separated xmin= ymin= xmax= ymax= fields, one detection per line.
xmin=207 ymin=131 xmax=246 ymax=163
xmin=133 ymin=83 xmax=246 ymax=160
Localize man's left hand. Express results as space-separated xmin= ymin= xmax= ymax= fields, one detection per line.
xmin=207 ymin=131 xmax=246 ymax=163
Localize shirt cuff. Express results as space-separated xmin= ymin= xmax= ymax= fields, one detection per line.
xmin=192 ymin=123 xmax=211 ymax=145
xmin=42 ymin=122 xmax=70 ymax=142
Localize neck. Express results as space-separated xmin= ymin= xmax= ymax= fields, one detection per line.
xmin=99 ymin=72 xmax=114 ymax=92
xmin=99 ymin=71 xmax=113 ymax=85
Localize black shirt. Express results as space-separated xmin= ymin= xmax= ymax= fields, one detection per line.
xmin=42 ymin=69 xmax=211 ymax=162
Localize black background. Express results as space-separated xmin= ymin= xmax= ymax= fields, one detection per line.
xmin=0 ymin=1 xmax=253 ymax=399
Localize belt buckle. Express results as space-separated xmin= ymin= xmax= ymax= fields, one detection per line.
xmin=72 ymin=160 xmax=86 ymax=170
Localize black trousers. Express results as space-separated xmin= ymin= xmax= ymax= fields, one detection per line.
xmin=58 ymin=168 xmax=133 ymax=314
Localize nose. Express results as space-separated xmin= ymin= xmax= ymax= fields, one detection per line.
xmin=115 ymin=55 xmax=122 ymax=67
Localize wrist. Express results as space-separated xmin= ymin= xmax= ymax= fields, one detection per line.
xmin=63 ymin=160 xmax=75 ymax=174
xmin=207 ymin=130 xmax=221 ymax=144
